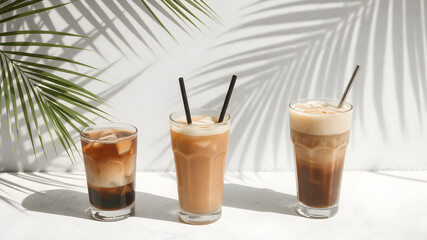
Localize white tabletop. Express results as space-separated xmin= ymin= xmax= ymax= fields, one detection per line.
xmin=0 ymin=171 xmax=426 ymax=240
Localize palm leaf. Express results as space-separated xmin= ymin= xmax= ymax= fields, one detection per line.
xmin=0 ymin=1 xmax=70 ymax=24
xmin=0 ymin=42 xmax=86 ymax=50
xmin=21 ymin=68 xmax=104 ymax=103
xmin=185 ymin=0 xmax=219 ymax=23
xmin=3 ymin=51 xmax=95 ymax=69
xmin=12 ymin=65 xmax=39 ymax=159
xmin=141 ymin=0 xmax=217 ymax=37
xmin=140 ymin=0 xmax=175 ymax=39
xmin=0 ymin=30 xmax=87 ymax=38
xmin=164 ymin=0 xmax=202 ymax=30
xmin=17 ymin=67 xmax=47 ymax=158
xmin=0 ymin=0 xmax=218 ymax=164
xmin=0 ymin=1 xmax=109 ymax=162
xmin=15 ymin=60 xmax=104 ymax=82
xmin=0 ymin=55 xmax=13 ymax=149
xmin=0 ymin=0 xmax=29 ymax=13
xmin=5 ymin=57 xmax=20 ymax=147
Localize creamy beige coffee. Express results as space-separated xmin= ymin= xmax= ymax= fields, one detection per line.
xmin=170 ymin=113 xmax=230 ymax=216
xmin=289 ymin=100 xmax=352 ymax=210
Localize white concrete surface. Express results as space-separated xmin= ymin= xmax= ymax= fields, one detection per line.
xmin=1 ymin=171 xmax=426 ymax=240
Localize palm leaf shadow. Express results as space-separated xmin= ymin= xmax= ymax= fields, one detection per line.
xmin=0 ymin=172 xmax=86 ymax=211
xmin=1 ymin=0 xmax=217 ymax=169
xmin=188 ymin=0 xmax=366 ymax=170
xmin=56 ymin=0 xmax=218 ymax=56
xmin=156 ymin=0 xmax=427 ymax=170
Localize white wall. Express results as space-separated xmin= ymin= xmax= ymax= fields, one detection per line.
xmin=1 ymin=0 xmax=426 ymax=171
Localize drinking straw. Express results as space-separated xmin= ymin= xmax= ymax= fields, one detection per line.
xmin=179 ymin=77 xmax=192 ymax=124
xmin=218 ymin=75 xmax=237 ymax=123
xmin=338 ymin=65 xmax=360 ymax=108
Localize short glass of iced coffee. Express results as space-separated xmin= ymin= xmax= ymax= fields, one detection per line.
xmin=289 ymin=98 xmax=353 ymax=218
xmin=170 ymin=109 xmax=230 ymax=224
xmin=80 ymin=123 xmax=137 ymax=221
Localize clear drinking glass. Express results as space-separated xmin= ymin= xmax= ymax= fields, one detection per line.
xmin=80 ymin=123 xmax=137 ymax=221
xmin=289 ymin=98 xmax=353 ymax=218
xmin=169 ymin=109 xmax=230 ymax=224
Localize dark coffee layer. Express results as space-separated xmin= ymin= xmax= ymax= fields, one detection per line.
xmin=291 ymin=130 xmax=350 ymax=208
xmin=88 ymin=182 xmax=135 ymax=210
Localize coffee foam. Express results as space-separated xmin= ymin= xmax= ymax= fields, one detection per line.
xmin=170 ymin=115 xmax=230 ymax=136
xmin=289 ymin=101 xmax=352 ymax=135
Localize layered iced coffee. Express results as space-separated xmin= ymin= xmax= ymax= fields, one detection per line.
xmin=289 ymin=99 xmax=353 ymax=218
xmin=170 ymin=109 xmax=230 ymax=224
xmin=80 ymin=123 xmax=137 ymax=221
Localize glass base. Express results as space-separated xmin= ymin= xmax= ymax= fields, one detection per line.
xmin=179 ymin=207 xmax=222 ymax=224
xmin=90 ymin=203 xmax=135 ymax=221
xmin=294 ymin=201 xmax=338 ymax=218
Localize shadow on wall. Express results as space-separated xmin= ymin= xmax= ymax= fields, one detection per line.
xmin=1 ymin=1 xmax=426 ymax=171
xmin=153 ymin=0 xmax=426 ymax=170
xmin=0 ymin=1 xmax=161 ymax=170
xmin=0 ymin=64 xmax=150 ymax=171
xmin=0 ymin=0 xmax=218 ymax=171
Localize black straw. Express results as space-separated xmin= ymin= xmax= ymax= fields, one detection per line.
xmin=338 ymin=65 xmax=360 ymax=108
xmin=218 ymin=75 xmax=237 ymax=123
xmin=179 ymin=77 xmax=192 ymax=124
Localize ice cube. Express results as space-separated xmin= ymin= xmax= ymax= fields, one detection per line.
xmin=195 ymin=141 xmax=210 ymax=148
xmin=85 ymin=130 xmax=99 ymax=139
xmin=82 ymin=142 xmax=94 ymax=153
xmin=124 ymin=154 xmax=136 ymax=178
xmin=307 ymin=101 xmax=323 ymax=108
xmin=98 ymin=160 xmax=126 ymax=187
xmin=194 ymin=116 xmax=215 ymax=125
xmin=85 ymin=128 xmax=116 ymax=139
xmin=116 ymin=139 xmax=132 ymax=155
xmin=99 ymin=133 xmax=118 ymax=142
xmin=97 ymin=128 xmax=117 ymax=137
xmin=83 ymin=155 xmax=98 ymax=185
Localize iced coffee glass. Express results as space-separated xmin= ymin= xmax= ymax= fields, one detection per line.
xmin=80 ymin=123 xmax=137 ymax=221
xmin=289 ymin=98 xmax=353 ymax=218
xmin=170 ymin=109 xmax=230 ymax=224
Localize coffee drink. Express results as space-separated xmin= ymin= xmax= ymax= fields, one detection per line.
xmin=81 ymin=124 xmax=137 ymax=221
xmin=170 ymin=109 xmax=230 ymax=224
xmin=289 ymin=99 xmax=353 ymax=218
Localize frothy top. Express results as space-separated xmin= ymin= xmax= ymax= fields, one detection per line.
xmin=170 ymin=115 xmax=230 ymax=136
xmin=289 ymin=100 xmax=352 ymax=135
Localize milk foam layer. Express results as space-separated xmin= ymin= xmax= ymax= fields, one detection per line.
xmin=289 ymin=100 xmax=352 ymax=135
xmin=170 ymin=115 xmax=230 ymax=136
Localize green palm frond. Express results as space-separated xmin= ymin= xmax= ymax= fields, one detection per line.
xmin=142 ymin=0 xmax=219 ymax=39
xmin=0 ymin=0 xmax=217 ymax=165
xmin=0 ymin=1 xmax=108 ymax=163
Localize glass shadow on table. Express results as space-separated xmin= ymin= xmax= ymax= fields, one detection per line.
xmin=223 ymin=183 xmax=299 ymax=217
xmin=22 ymin=190 xmax=180 ymax=223
xmin=21 ymin=185 xmax=298 ymax=221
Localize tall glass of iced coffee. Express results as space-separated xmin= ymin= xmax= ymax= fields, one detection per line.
xmin=170 ymin=109 xmax=230 ymax=224
xmin=80 ymin=123 xmax=137 ymax=221
xmin=289 ymin=98 xmax=353 ymax=218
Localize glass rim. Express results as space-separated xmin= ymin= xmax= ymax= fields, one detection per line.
xmin=289 ymin=98 xmax=353 ymax=114
xmin=169 ymin=108 xmax=231 ymax=127
xmin=80 ymin=122 xmax=138 ymax=142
